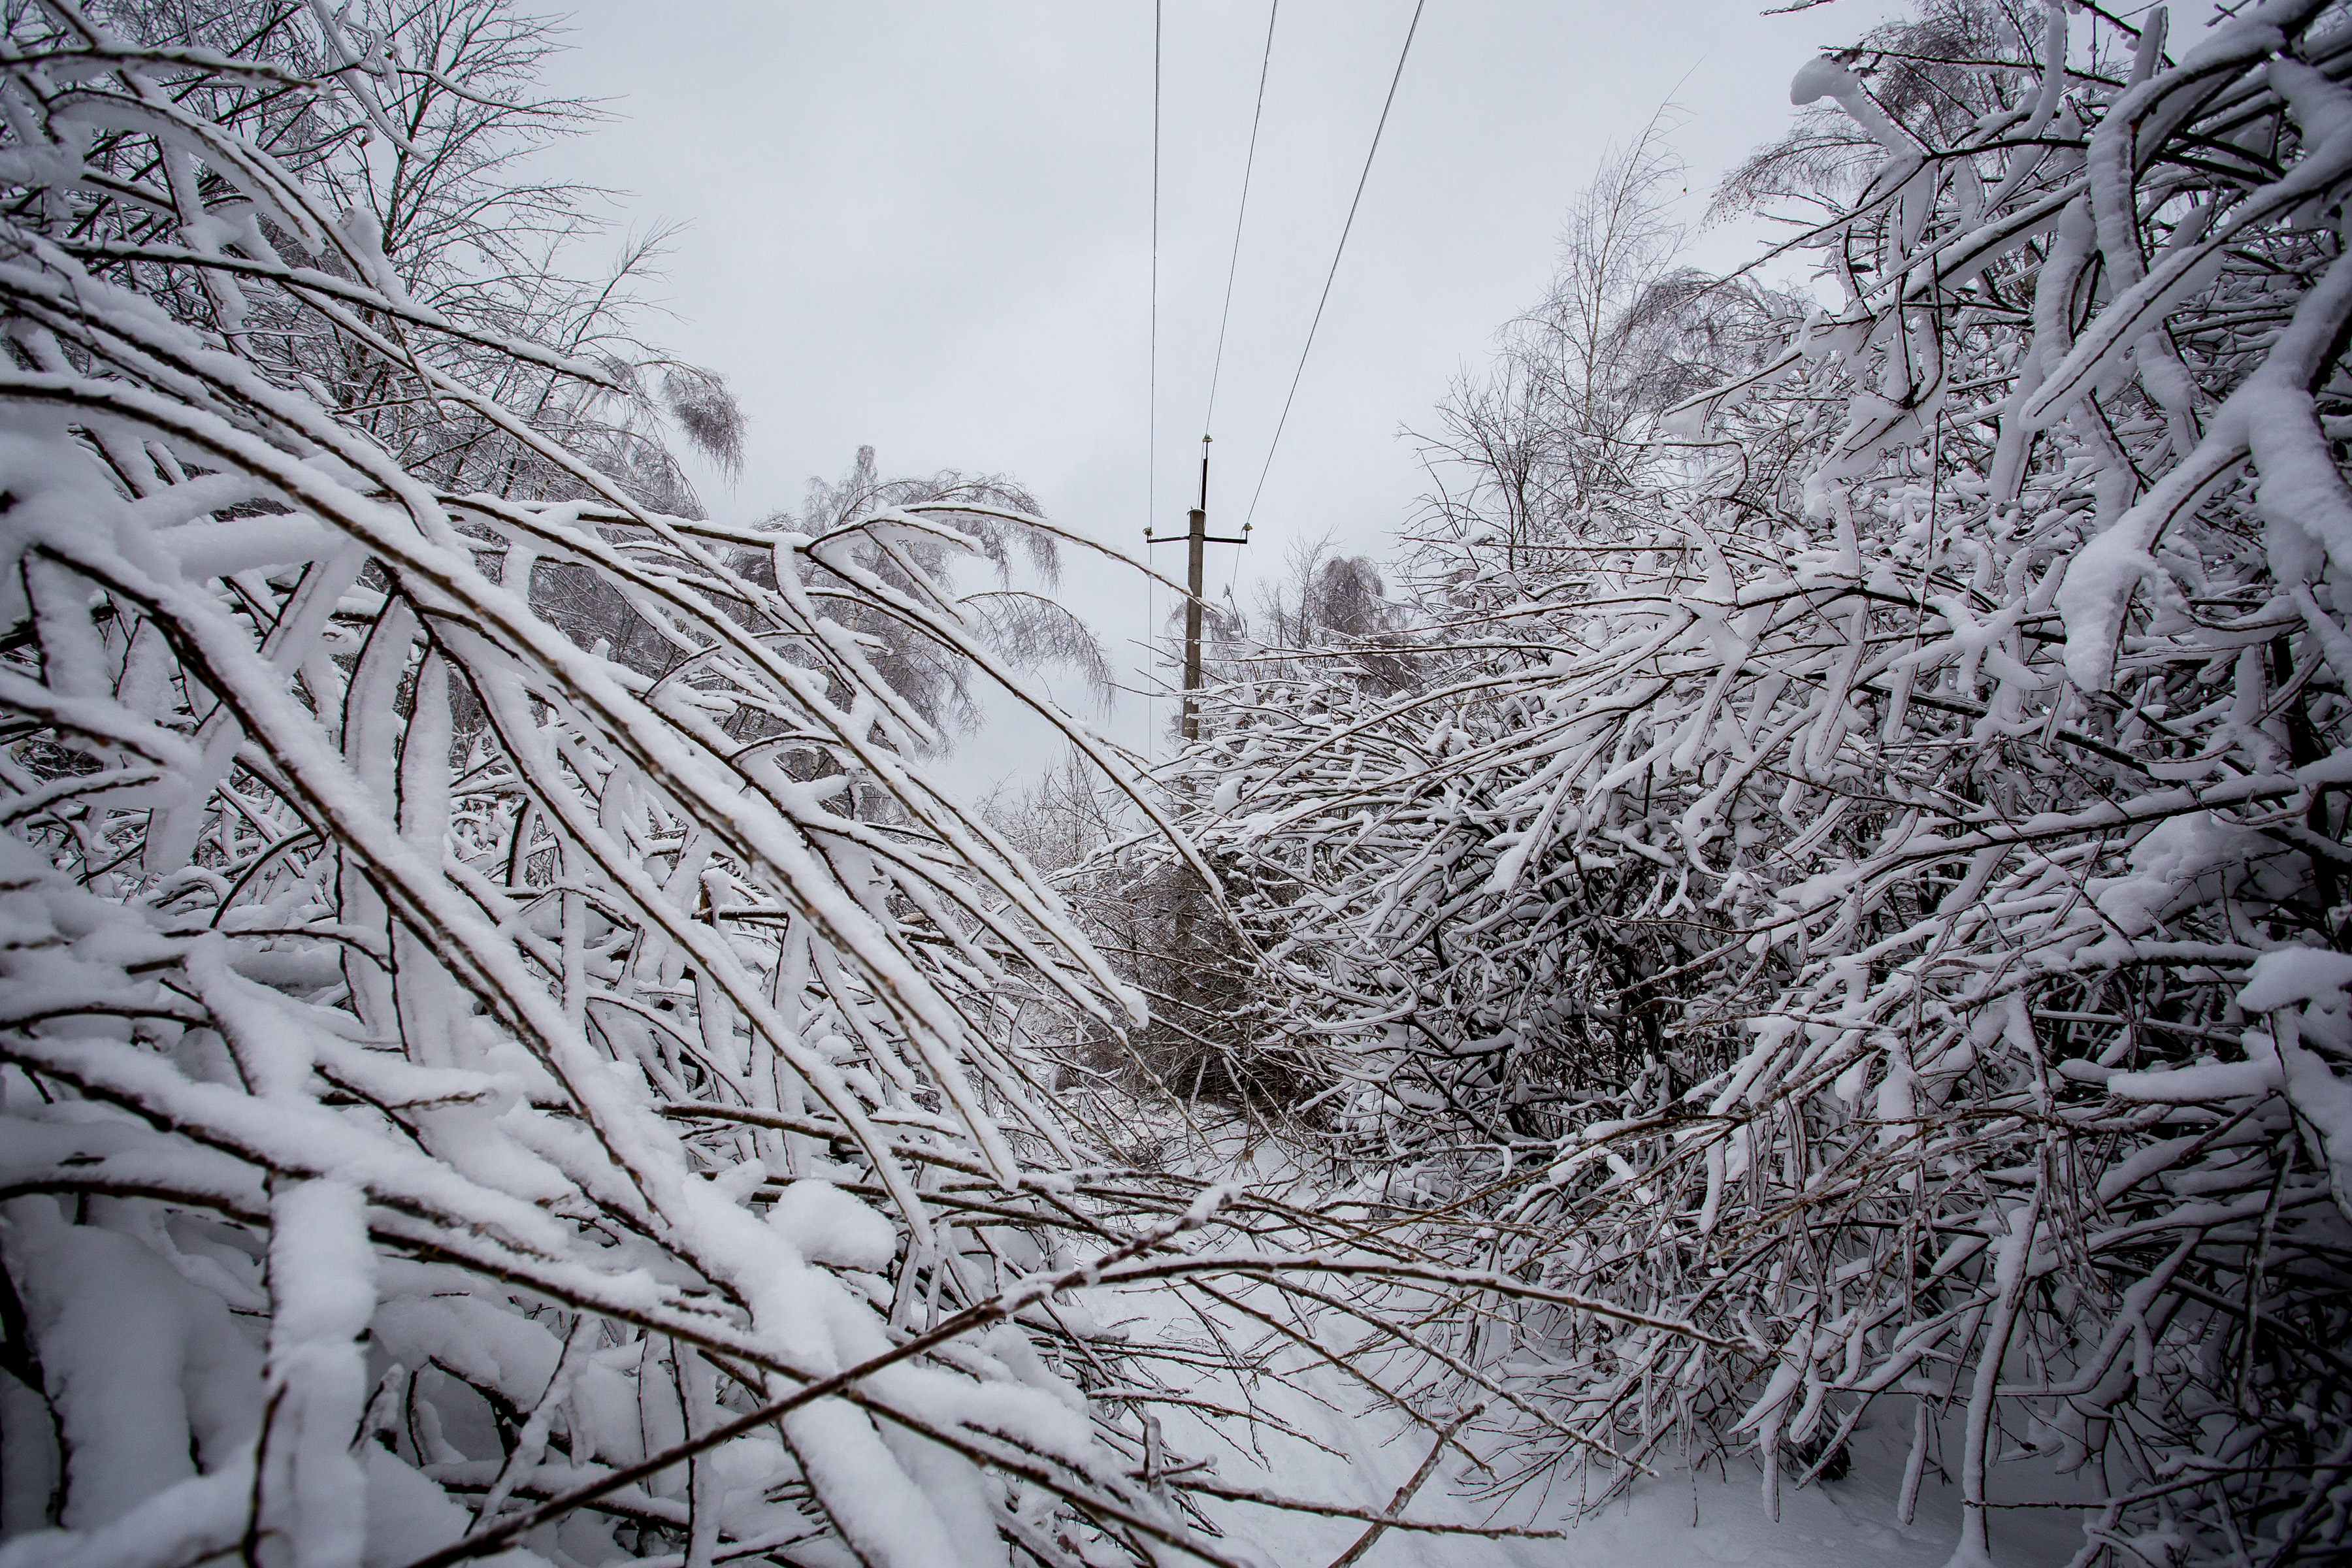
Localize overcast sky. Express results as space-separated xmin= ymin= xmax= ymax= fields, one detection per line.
xmin=538 ymin=0 xmax=1904 ymax=792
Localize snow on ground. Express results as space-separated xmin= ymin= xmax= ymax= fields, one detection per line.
xmin=1086 ymin=1132 xmax=2091 ymax=1568
xmin=1119 ymin=1328 xmax=2091 ymax=1568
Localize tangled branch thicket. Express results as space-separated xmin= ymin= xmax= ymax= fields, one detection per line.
xmin=18 ymin=1 xmax=2352 ymax=1566
xmin=1127 ymin=2 xmax=2352 ymax=1563
xmin=0 ymin=5 xmax=1610 ymax=1567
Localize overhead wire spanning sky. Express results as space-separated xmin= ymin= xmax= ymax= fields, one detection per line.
xmin=540 ymin=0 xmax=1905 ymax=787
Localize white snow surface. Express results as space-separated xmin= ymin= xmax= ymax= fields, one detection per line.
xmin=1087 ymin=1137 xmax=2095 ymax=1568
xmin=1109 ymin=1282 xmax=2091 ymax=1568
xmin=768 ymin=1177 xmax=900 ymax=1271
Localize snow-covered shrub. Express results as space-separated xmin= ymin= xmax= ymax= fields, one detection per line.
xmin=0 ymin=10 xmax=1473 ymax=1567
xmin=1163 ymin=3 xmax=2352 ymax=1561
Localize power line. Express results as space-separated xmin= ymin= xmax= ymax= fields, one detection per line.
xmin=1148 ymin=0 xmax=1162 ymax=525
xmin=1145 ymin=0 xmax=1162 ymax=763
xmin=1202 ymin=0 xmax=1278 ymax=441
xmin=1241 ymin=0 xmax=1426 ymax=534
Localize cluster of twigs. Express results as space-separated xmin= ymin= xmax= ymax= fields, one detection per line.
xmin=0 ymin=7 xmax=1629 ymax=1566
xmin=1149 ymin=3 xmax=2352 ymax=1562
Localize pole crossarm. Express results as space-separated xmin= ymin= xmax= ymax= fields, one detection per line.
xmin=1140 ymin=436 xmax=1247 ymax=741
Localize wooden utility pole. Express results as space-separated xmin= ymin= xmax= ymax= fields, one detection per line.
xmin=1149 ymin=435 xmax=1249 ymax=741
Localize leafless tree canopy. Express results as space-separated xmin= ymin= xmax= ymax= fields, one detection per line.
xmin=11 ymin=3 xmax=2352 ymax=1567
xmin=0 ymin=7 xmax=1569 ymax=1567
xmin=1099 ymin=3 xmax=2352 ymax=1563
